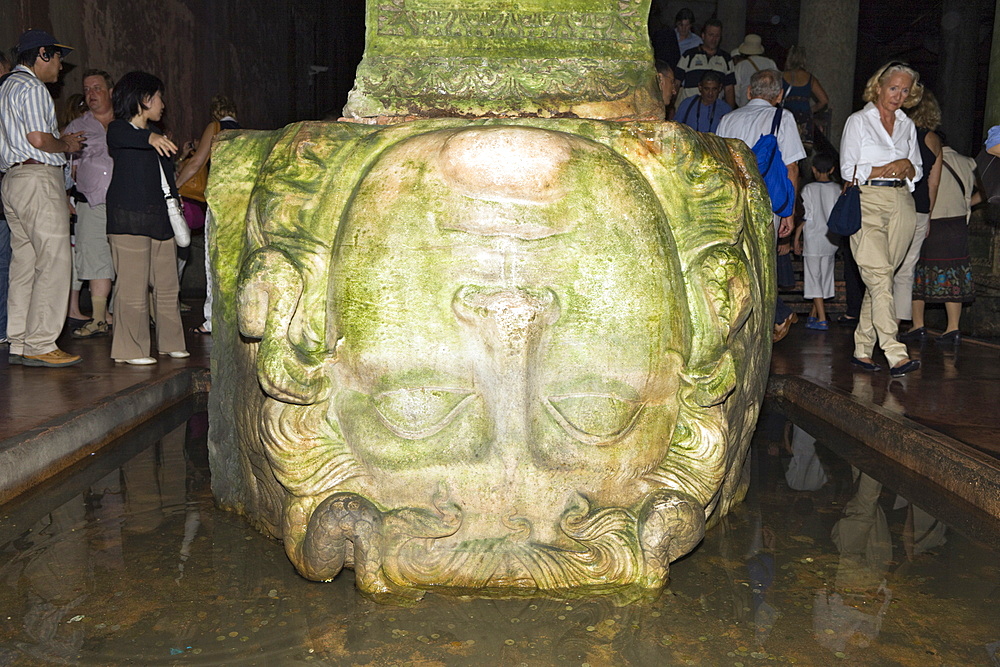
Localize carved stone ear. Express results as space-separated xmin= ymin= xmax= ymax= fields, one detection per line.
xmin=683 ymin=245 xmax=755 ymax=407
xmin=237 ymin=247 xmax=330 ymax=404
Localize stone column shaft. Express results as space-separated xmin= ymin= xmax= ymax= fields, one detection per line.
xmin=983 ymin=0 xmax=1000 ymax=140
xmin=799 ymin=0 xmax=859 ymax=150
xmin=715 ymin=0 xmax=747 ymax=54
xmin=938 ymin=0 xmax=981 ymax=155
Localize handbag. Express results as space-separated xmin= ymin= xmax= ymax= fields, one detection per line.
xmin=827 ymin=167 xmax=862 ymax=236
xmin=177 ymin=161 xmax=208 ymax=202
xmin=158 ymin=159 xmax=190 ymax=247
xmin=176 ymin=120 xmax=217 ymax=202
xmin=975 ymin=147 xmax=1000 ymax=204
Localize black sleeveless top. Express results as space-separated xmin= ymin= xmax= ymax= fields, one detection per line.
xmin=912 ymin=128 xmax=937 ymax=214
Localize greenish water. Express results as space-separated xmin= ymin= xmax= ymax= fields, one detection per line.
xmin=0 ymin=400 xmax=997 ymax=666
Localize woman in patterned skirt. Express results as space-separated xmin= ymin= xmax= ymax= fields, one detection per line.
xmin=909 ymin=142 xmax=980 ymax=344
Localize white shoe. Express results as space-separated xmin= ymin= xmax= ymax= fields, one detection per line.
xmin=160 ymin=350 xmax=190 ymax=359
xmin=114 ymin=357 xmax=157 ymax=365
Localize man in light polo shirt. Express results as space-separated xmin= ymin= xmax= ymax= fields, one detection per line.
xmin=0 ymin=29 xmax=85 ymax=367
xmin=717 ymin=69 xmax=806 ymax=342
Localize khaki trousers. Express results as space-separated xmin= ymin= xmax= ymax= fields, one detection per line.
xmin=1 ymin=164 xmax=72 ymax=356
xmin=851 ymin=185 xmax=915 ymax=366
xmin=109 ymin=234 xmax=186 ymax=360
xmin=892 ymin=211 xmax=928 ymax=320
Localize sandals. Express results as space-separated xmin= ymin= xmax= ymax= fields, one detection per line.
xmin=71 ymin=320 xmax=110 ymax=339
xmin=190 ymin=325 xmax=211 ymax=336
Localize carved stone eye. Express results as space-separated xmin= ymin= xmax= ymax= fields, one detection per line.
xmin=373 ymin=387 xmax=475 ymax=440
xmin=544 ymin=393 xmax=644 ymax=446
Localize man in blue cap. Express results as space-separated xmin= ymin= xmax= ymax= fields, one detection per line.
xmin=0 ymin=30 xmax=86 ymax=367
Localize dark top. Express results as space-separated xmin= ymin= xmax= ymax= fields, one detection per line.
xmin=783 ymin=74 xmax=812 ymax=124
xmin=912 ymin=128 xmax=936 ymax=214
xmin=649 ymin=26 xmax=682 ymax=78
xmin=106 ymin=119 xmax=177 ymax=240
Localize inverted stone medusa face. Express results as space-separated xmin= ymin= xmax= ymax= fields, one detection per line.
xmin=217 ymin=118 xmax=772 ymax=602
xmin=326 ymin=127 xmax=690 ymax=583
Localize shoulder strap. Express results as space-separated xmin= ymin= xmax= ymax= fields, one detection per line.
xmin=770 ymin=104 xmax=783 ymax=136
xmin=749 ymin=57 xmax=760 ymax=72
xmin=942 ymin=159 xmax=966 ymax=198
xmin=0 ymin=70 xmax=29 ymax=89
xmin=682 ymin=96 xmax=700 ymax=125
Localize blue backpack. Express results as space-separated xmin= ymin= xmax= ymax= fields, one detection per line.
xmin=751 ymin=106 xmax=795 ymax=217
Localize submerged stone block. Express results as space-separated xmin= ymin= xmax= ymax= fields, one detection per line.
xmin=207 ymin=119 xmax=774 ymax=603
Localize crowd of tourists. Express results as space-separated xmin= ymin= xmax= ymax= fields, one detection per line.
xmin=0 ymin=22 xmax=995 ymax=378
xmin=653 ymin=9 xmax=995 ymax=378
xmin=0 ymin=29 xmax=238 ymax=368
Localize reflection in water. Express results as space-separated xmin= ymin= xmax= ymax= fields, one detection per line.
xmin=819 ymin=469 xmax=892 ymax=652
xmin=0 ymin=403 xmax=997 ymax=665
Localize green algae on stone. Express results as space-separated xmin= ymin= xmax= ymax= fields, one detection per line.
xmin=343 ymin=0 xmax=662 ymax=120
xmin=207 ymin=118 xmax=773 ymax=602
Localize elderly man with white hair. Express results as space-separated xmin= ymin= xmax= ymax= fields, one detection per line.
xmin=717 ymin=69 xmax=806 ymax=341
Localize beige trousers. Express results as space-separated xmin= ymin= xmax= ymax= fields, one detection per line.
xmin=851 ymin=185 xmax=915 ymax=366
xmin=893 ymin=211 xmax=928 ymax=320
xmin=1 ymin=164 xmax=72 ymax=356
xmin=109 ymin=234 xmax=186 ymax=360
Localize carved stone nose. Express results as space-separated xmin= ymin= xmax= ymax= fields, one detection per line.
xmin=452 ymin=286 xmax=559 ymax=363
xmin=452 ymin=286 xmax=560 ymax=491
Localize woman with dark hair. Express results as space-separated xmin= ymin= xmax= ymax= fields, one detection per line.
xmin=105 ymin=70 xmax=188 ymax=364
xmin=840 ymin=62 xmax=923 ymax=377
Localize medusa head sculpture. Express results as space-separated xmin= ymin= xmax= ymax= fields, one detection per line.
xmin=206 ymin=118 xmax=774 ymax=603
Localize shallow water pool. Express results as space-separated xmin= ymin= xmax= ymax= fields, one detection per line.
xmin=0 ymin=399 xmax=997 ymax=665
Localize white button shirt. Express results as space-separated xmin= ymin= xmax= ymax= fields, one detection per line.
xmin=840 ymin=102 xmax=922 ymax=191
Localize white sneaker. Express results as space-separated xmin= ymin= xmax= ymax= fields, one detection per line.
xmin=114 ymin=357 xmax=157 ymax=365
xmin=159 ymin=350 xmax=190 ymax=359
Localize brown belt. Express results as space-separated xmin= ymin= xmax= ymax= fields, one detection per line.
xmin=9 ymin=158 xmax=45 ymax=168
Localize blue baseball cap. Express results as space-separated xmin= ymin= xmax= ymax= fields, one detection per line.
xmin=16 ymin=29 xmax=73 ymax=57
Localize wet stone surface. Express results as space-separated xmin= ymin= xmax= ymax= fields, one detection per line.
xmin=0 ymin=402 xmax=997 ymax=665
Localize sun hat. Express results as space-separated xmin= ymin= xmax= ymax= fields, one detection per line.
xmin=736 ymin=34 xmax=765 ymax=56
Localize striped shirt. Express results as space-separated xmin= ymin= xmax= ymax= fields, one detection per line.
xmin=0 ymin=65 xmax=65 ymax=171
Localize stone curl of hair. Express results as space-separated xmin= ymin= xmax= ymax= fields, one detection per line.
xmin=862 ymin=62 xmax=923 ymax=109
xmin=908 ymin=88 xmax=940 ymax=131
xmin=748 ymin=69 xmax=783 ymax=102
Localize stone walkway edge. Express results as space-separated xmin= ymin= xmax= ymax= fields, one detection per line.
xmin=0 ymin=368 xmax=210 ymax=504
xmin=767 ymin=374 xmax=1000 ymax=519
